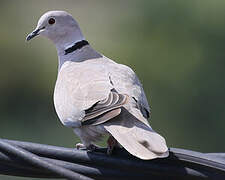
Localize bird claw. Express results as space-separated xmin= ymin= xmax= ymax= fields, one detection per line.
xmin=75 ymin=143 xmax=86 ymax=150
xmin=75 ymin=143 xmax=100 ymax=151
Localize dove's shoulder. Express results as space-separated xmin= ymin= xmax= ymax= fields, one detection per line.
xmin=101 ymin=56 xmax=151 ymax=118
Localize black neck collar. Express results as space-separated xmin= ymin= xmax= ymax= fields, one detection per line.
xmin=64 ymin=40 xmax=89 ymax=55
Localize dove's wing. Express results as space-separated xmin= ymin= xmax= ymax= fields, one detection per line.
xmin=77 ymin=57 xmax=168 ymax=160
xmin=101 ymin=56 xmax=151 ymax=119
xmin=81 ymin=91 xmax=127 ymax=126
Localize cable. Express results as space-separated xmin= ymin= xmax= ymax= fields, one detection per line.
xmin=0 ymin=139 xmax=93 ymax=180
xmin=0 ymin=139 xmax=225 ymax=180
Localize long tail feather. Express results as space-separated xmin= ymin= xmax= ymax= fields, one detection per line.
xmin=104 ymin=108 xmax=169 ymax=160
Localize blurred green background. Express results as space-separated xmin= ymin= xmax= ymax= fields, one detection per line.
xmin=1 ymin=0 xmax=225 ymax=179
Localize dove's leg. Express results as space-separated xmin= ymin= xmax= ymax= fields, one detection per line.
xmin=74 ymin=126 xmax=104 ymax=151
xmin=75 ymin=129 xmax=101 ymax=150
xmin=107 ymin=135 xmax=119 ymax=155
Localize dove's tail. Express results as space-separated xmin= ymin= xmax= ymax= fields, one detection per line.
xmin=103 ymin=107 xmax=169 ymax=160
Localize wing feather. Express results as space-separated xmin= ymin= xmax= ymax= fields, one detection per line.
xmin=81 ymin=92 xmax=127 ymax=125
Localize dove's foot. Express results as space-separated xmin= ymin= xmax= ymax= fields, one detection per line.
xmin=107 ymin=135 xmax=118 ymax=155
xmin=76 ymin=143 xmax=100 ymax=151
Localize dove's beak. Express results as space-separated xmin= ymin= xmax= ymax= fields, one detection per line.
xmin=26 ymin=29 xmax=40 ymax=41
xmin=26 ymin=27 xmax=45 ymax=41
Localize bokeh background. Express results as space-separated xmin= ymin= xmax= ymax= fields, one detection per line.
xmin=1 ymin=0 xmax=225 ymax=179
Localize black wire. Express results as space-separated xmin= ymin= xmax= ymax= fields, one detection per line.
xmin=0 ymin=139 xmax=225 ymax=180
xmin=0 ymin=139 xmax=93 ymax=180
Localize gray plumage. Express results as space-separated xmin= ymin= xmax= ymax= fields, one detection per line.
xmin=27 ymin=11 xmax=169 ymax=160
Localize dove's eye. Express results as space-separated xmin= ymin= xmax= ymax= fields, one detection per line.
xmin=48 ymin=18 xmax=55 ymax=25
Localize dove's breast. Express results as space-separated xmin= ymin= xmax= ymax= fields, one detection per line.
xmin=54 ymin=62 xmax=84 ymax=126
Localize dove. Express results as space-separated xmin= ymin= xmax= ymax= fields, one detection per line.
xmin=26 ymin=11 xmax=169 ymax=160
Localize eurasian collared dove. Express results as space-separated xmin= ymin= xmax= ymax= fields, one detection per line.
xmin=26 ymin=11 xmax=169 ymax=160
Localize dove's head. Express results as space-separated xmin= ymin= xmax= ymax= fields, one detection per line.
xmin=26 ymin=11 xmax=84 ymax=47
